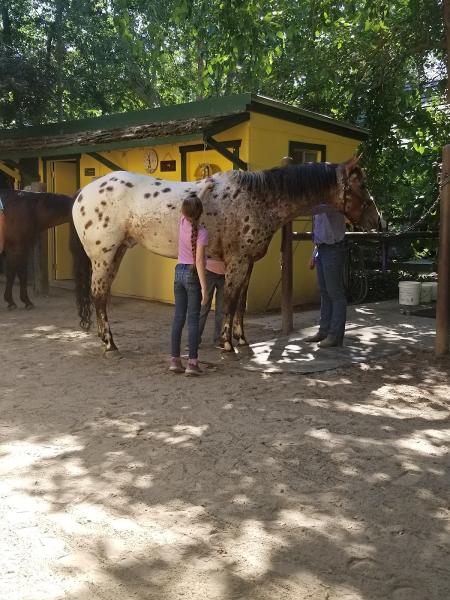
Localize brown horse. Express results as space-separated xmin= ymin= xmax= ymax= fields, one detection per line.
xmin=1 ymin=190 xmax=74 ymax=309
xmin=70 ymin=157 xmax=380 ymax=353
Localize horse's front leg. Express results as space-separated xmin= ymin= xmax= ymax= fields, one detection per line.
xmin=221 ymin=258 xmax=251 ymax=352
xmin=232 ymin=261 xmax=254 ymax=346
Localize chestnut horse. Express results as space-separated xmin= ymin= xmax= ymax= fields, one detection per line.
xmin=0 ymin=190 xmax=74 ymax=309
xmin=70 ymin=157 xmax=380 ymax=353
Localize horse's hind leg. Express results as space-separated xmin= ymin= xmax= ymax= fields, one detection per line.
xmin=221 ymin=257 xmax=251 ymax=352
xmin=91 ymin=244 xmax=127 ymax=353
xmin=232 ymin=261 xmax=253 ymax=346
xmin=93 ymin=291 xmax=117 ymax=353
xmin=4 ymin=252 xmax=18 ymax=309
xmin=17 ymin=250 xmax=34 ymax=309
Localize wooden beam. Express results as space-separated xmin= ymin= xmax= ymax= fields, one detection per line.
xmin=179 ymin=139 xmax=242 ymax=180
xmin=0 ymin=161 xmax=20 ymax=181
xmin=87 ymin=152 xmax=124 ymax=172
xmin=203 ymin=136 xmax=248 ymax=170
xmin=436 ymin=144 xmax=450 ymax=355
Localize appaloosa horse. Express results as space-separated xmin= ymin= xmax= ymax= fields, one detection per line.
xmin=70 ymin=157 xmax=380 ymax=353
xmin=1 ymin=190 xmax=74 ymax=309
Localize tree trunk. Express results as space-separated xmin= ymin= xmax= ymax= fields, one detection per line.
xmin=54 ymin=0 xmax=65 ymax=122
xmin=444 ymin=0 xmax=450 ymax=103
xmin=196 ymin=38 xmax=204 ymax=101
xmin=1 ymin=4 xmax=11 ymax=45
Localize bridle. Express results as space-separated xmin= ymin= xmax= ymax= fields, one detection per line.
xmin=337 ymin=167 xmax=372 ymax=222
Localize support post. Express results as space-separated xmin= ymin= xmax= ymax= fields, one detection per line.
xmin=435 ymin=144 xmax=450 ymax=356
xmin=281 ymin=221 xmax=294 ymax=335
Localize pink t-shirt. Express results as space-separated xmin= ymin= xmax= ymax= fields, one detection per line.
xmin=206 ymin=259 xmax=225 ymax=275
xmin=178 ymin=217 xmax=208 ymax=264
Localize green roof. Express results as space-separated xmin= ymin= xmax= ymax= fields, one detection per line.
xmin=0 ymin=93 xmax=368 ymax=159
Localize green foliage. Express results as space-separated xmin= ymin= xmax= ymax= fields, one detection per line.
xmin=0 ymin=0 xmax=447 ymax=227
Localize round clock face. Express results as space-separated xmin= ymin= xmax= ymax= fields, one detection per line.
xmin=144 ymin=149 xmax=159 ymax=173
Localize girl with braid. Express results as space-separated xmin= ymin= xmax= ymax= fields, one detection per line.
xmin=170 ymin=194 xmax=208 ymax=376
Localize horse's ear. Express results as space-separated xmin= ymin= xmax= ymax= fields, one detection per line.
xmin=343 ymin=155 xmax=360 ymax=173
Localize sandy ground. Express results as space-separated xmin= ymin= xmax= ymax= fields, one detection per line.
xmin=0 ymin=286 xmax=449 ymax=600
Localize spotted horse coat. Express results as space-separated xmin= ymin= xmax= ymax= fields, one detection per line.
xmin=71 ymin=158 xmax=380 ymax=353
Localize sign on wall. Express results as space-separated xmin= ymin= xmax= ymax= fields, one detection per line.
xmin=160 ymin=160 xmax=176 ymax=172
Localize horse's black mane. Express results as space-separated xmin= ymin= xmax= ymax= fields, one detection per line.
xmin=231 ymin=162 xmax=338 ymax=199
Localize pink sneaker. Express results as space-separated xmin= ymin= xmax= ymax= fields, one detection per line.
xmin=169 ymin=357 xmax=184 ymax=374
xmin=185 ymin=362 xmax=203 ymax=376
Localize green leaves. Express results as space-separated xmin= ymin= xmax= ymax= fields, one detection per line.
xmin=0 ymin=0 xmax=446 ymax=231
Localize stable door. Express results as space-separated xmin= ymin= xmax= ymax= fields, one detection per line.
xmin=47 ymin=160 xmax=78 ymax=280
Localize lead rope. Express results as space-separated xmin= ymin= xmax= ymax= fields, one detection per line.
xmin=388 ymin=172 xmax=450 ymax=234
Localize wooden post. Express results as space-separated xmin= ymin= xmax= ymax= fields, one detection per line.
xmin=435 ymin=144 xmax=450 ymax=356
xmin=281 ymin=222 xmax=294 ymax=335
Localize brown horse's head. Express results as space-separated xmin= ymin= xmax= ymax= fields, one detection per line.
xmin=335 ymin=157 xmax=380 ymax=230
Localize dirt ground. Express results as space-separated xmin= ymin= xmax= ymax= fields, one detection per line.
xmin=1 ymin=287 xmax=449 ymax=600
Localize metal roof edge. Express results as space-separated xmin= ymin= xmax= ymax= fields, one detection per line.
xmin=249 ymin=94 xmax=369 ymax=138
xmin=0 ymin=92 xmax=368 ymax=148
xmin=0 ymin=93 xmax=253 ymax=141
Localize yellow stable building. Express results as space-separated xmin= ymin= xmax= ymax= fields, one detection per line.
xmin=0 ymin=94 xmax=368 ymax=312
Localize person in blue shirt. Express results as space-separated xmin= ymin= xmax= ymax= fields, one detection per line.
xmin=304 ymin=209 xmax=347 ymax=348
xmin=0 ymin=197 xmax=5 ymax=255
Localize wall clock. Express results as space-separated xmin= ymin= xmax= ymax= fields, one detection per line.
xmin=144 ymin=148 xmax=159 ymax=173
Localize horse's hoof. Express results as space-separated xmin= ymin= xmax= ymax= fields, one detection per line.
xmin=25 ymin=303 xmax=35 ymax=310
xmin=223 ymin=341 xmax=234 ymax=352
xmin=236 ymin=337 xmax=249 ymax=347
xmin=7 ymin=303 xmax=17 ymax=311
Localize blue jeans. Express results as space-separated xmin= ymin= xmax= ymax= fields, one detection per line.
xmin=171 ymin=264 xmax=202 ymax=360
xmin=198 ymin=270 xmax=225 ymax=345
xmin=316 ymin=242 xmax=347 ymax=342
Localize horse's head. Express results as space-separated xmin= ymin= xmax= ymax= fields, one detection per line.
xmin=335 ymin=157 xmax=380 ymax=231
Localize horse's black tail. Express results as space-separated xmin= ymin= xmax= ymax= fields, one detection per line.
xmin=69 ymin=219 xmax=93 ymax=330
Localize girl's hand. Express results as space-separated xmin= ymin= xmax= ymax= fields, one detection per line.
xmin=309 ymin=257 xmax=315 ymax=270
xmin=201 ymin=287 xmax=208 ymax=305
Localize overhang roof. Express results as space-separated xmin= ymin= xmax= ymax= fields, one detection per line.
xmin=0 ymin=93 xmax=369 ymax=160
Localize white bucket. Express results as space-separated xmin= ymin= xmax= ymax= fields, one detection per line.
xmin=420 ymin=282 xmax=434 ymax=304
xmin=399 ymin=281 xmax=421 ymax=306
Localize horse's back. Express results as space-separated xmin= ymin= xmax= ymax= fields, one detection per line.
xmin=74 ymin=171 xmax=199 ymax=259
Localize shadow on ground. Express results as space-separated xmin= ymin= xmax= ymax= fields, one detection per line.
xmin=0 ymin=289 xmax=449 ymax=600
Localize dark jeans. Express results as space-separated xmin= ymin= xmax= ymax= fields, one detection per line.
xmin=316 ymin=241 xmax=347 ymax=342
xmin=171 ymin=264 xmax=201 ymax=360
xmin=198 ymin=270 xmax=225 ymax=344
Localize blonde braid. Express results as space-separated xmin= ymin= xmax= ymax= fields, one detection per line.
xmin=181 ymin=194 xmax=204 ymax=271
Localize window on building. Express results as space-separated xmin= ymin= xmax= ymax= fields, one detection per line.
xmin=289 ymin=142 xmax=326 ymax=164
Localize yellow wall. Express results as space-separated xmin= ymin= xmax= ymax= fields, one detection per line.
xmin=246 ymin=112 xmax=361 ymax=312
